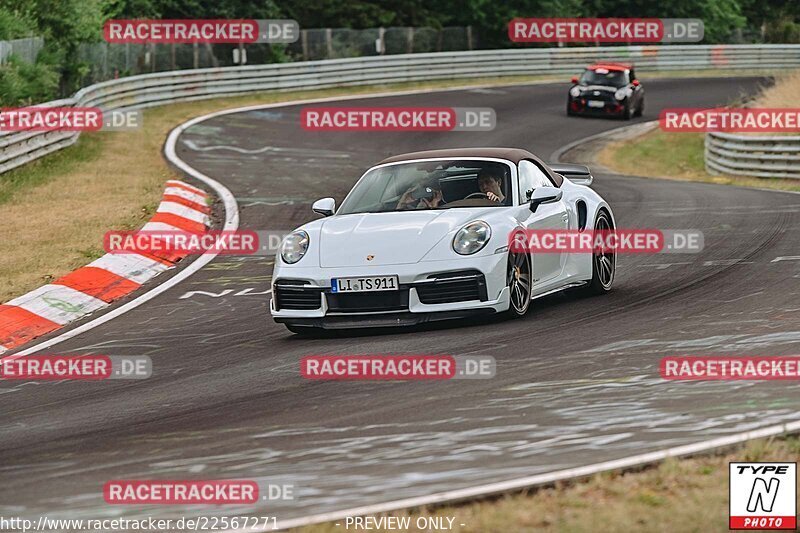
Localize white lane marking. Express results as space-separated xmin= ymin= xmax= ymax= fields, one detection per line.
xmin=12 ymin=112 xmax=240 ymax=356
xmin=6 ymin=285 xmax=107 ymax=325
xmin=181 ymin=139 xmax=351 ymax=158
xmin=706 ymin=290 xmax=765 ymax=304
xmin=772 ymin=256 xmax=800 ymax=263
xmin=702 ymin=259 xmax=754 ymax=267
xmin=178 ymin=289 xmax=234 ymax=299
xmin=178 ymin=287 xmax=272 ymax=299
xmin=239 ymin=199 xmax=298 ymax=207
xmin=636 ymin=262 xmax=692 ymax=270
xmin=469 ymin=87 xmax=508 ymax=94
xmin=586 ymin=332 xmax=800 ymax=354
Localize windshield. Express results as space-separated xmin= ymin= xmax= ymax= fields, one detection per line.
xmin=579 ymin=68 xmax=628 ymax=88
xmin=337 ymin=159 xmax=513 ymax=215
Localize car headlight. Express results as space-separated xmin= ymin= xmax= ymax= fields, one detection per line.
xmin=452 ymin=221 xmax=491 ymax=256
xmin=569 ymin=86 xmax=581 ymax=98
xmin=614 ymin=88 xmax=628 ymax=101
xmin=280 ymin=230 xmax=309 ymax=264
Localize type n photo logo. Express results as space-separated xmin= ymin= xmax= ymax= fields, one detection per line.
xmin=729 ymin=462 xmax=796 ymax=529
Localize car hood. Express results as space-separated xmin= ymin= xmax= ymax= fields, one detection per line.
xmin=318 ymin=209 xmax=495 ymax=268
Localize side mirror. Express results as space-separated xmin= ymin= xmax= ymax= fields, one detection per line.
xmin=571 ymin=76 xmax=578 ymax=84
xmin=632 ymin=79 xmax=640 ymax=87
xmin=312 ymin=197 xmax=335 ymax=217
xmin=529 ymin=187 xmax=563 ymax=213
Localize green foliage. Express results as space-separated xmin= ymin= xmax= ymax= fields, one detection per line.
xmin=104 ymin=0 xmax=162 ymax=18
xmin=278 ymin=0 xmax=398 ymax=28
xmin=0 ymin=55 xmax=59 ymax=105
xmin=0 ymin=6 xmax=38 ymax=39
xmin=765 ymin=18 xmax=800 ymax=42
xmin=740 ymin=0 xmax=800 ymax=31
xmin=273 ymin=0 xmax=756 ymax=47
xmin=696 ymin=0 xmax=748 ymax=42
xmin=25 ymin=0 xmax=107 ymax=93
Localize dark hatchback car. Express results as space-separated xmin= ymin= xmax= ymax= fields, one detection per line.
xmin=567 ymin=63 xmax=644 ymax=119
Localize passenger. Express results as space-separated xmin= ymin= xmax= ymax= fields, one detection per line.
xmin=397 ymin=179 xmax=444 ymax=210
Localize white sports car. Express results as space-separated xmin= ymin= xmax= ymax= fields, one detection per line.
xmin=270 ymin=148 xmax=615 ymax=333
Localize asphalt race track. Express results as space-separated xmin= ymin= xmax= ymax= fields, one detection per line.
xmin=2 ymin=77 xmax=800 ymax=524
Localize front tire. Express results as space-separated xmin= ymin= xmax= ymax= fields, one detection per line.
xmin=503 ymin=251 xmax=532 ymax=318
xmin=622 ymin=102 xmax=633 ymax=120
xmin=584 ymin=210 xmax=616 ymax=294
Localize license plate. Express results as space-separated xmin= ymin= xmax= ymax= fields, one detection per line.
xmin=587 ymin=100 xmax=605 ymax=108
xmin=331 ymin=275 xmax=399 ymax=293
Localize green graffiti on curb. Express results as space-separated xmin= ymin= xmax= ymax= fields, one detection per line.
xmin=42 ymin=296 xmax=84 ymax=314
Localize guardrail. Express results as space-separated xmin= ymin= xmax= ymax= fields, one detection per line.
xmin=705 ymin=131 xmax=800 ymax=179
xmin=3 ymin=44 xmax=800 ymax=176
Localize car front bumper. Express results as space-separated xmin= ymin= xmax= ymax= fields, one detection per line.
xmin=569 ymin=97 xmax=626 ymax=116
xmin=270 ymin=253 xmax=510 ymax=328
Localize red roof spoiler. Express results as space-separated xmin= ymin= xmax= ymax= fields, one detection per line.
xmin=588 ymin=62 xmax=632 ymax=71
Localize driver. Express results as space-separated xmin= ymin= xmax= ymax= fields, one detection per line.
xmin=477 ymin=169 xmax=506 ymax=203
xmin=396 ymin=178 xmax=444 ymax=210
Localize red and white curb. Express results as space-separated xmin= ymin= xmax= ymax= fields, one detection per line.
xmin=0 ymin=179 xmax=211 ymax=353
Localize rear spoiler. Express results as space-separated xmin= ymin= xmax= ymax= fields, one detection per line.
xmin=549 ymin=163 xmax=594 ymax=186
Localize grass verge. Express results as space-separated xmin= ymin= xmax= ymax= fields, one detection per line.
xmin=0 ymin=68 xmax=787 ymax=303
xmin=597 ymin=129 xmax=800 ymax=192
xmin=296 ymin=436 xmax=800 ymax=533
xmin=597 ymin=68 xmax=800 ymax=192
